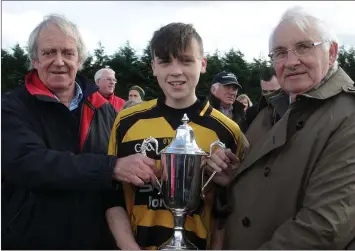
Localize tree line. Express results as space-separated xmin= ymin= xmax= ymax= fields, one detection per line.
xmin=2 ymin=41 xmax=355 ymax=102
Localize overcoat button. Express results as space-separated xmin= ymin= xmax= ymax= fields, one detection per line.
xmin=242 ymin=217 xmax=251 ymax=227
xmin=296 ymin=121 xmax=304 ymax=130
xmin=264 ymin=167 xmax=271 ymax=177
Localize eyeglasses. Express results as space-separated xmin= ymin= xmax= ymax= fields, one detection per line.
xmin=268 ymin=41 xmax=324 ymax=63
xmin=100 ymin=77 xmax=117 ymax=83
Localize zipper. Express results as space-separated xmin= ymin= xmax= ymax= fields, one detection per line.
xmin=79 ymin=99 xmax=96 ymax=152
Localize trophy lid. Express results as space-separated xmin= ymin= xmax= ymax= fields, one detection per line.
xmin=161 ymin=113 xmax=207 ymax=155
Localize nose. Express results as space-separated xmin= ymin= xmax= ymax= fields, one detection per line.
xmin=284 ymin=50 xmax=301 ymax=68
xmin=53 ymin=53 xmax=65 ymax=66
xmin=169 ymin=60 xmax=183 ymax=76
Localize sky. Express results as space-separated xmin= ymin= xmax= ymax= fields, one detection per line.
xmin=2 ymin=1 xmax=355 ymax=62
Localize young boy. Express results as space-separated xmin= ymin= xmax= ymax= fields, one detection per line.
xmin=106 ymin=22 xmax=248 ymax=250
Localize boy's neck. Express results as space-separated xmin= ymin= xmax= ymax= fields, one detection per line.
xmin=165 ymin=94 xmax=198 ymax=109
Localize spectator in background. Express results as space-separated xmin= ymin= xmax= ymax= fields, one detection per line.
xmin=95 ymin=68 xmax=125 ymax=112
xmin=209 ymin=71 xmax=248 ymax=132
xmin=128 ymin=85 xmax=145 ymax=102
xmin=236 ymin=94 xmax=253 ymax=112
xmin=245 ymin=67 xmax=286 ymax=128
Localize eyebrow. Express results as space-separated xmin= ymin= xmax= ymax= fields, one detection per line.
xmin=40 ymin=48 xmax=76 ymax=52
xmin=157 ymin=53 xmax=195 ymax=60
xmin=272 ymin=40 xmax=314 ymax=51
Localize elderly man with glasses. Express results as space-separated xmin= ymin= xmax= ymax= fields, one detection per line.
xmin=95 ymin=68 xmax=125 ymax=112
xmin=206 ymin=6 xmax=355 ymax=249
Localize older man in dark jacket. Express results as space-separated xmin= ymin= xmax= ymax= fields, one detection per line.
xmin=209 ymin=71 xmax=248 ymax=132
xmin=1 ymin=14 xmax=123 ymax=249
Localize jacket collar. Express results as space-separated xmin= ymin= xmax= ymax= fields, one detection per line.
xmin=301 ymin=67 xmax=354 ymax=100
xmin=268 ymin=90 xmax=290 ymax=119
xmin=25 ymin=70 xmax=99 ymax=102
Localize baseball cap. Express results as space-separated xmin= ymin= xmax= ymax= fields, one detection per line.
xmin=212 ymin=72 xmax=243 ymax=91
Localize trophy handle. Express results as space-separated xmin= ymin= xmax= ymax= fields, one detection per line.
xmin=201 ymin=140 xmax=226 ymax=199
xmin=140 ymin=136 xmax=162 ymax=194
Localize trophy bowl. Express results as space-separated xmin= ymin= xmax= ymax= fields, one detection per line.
xmin=140 ymin=114 xmax=225 ymax=250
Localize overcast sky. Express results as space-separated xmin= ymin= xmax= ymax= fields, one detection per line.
xmin=2 ymin=1 xmax=355 ymax=62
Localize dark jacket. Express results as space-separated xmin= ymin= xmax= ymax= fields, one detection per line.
xmin=1 ymin=70 xmax=118 ymax=249
xmin=208 ymin=94 xmax=248 ymax=132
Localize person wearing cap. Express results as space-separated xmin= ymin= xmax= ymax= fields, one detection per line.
xmin=128 ymin=85 xmax=145 ymax=102
xmin=209 ymin=71 xmax=248 ymax=132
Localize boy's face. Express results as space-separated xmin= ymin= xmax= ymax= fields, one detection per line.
xmin=151 ymin=38 xmax=207 ymax=108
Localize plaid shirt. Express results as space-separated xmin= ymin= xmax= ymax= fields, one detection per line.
xmin=69 ymin=82 xmax=83 ymax=111
xmin=52 ymin=82 xmax=83 ymax=111
xmin=220 ymin=105 xmax=233 ymax=119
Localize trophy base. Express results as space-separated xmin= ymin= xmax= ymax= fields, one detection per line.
xmin=158 ymin=233 xmax=198 ymax=250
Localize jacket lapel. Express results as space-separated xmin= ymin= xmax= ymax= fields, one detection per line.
xmin=235 ymin=108 xmax=291 ymax=177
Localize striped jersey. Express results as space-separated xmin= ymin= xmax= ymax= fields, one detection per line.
xmin=108 ymin=96 xmax=248 ymax=249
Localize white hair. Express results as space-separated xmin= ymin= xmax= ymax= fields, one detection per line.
xmin=269 ymin=6 xmax=339 ymax=72
xmin=27 ymin=14 xmax=88 ymax=70
xmin=211 ymin=83 xmax=219 ymax=93
xmin=94 ymin=68 xmax=116 ymax=83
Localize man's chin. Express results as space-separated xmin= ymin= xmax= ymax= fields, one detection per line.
xmin=223 ymin=101 xmax=234 ymax=105
xmin=46 ymin=81 xmax=73 ymax=92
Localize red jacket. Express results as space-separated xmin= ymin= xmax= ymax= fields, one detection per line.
xmin=105 ymin=94 xmax=125 ymax=112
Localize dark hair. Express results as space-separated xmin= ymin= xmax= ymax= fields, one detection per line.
xmin=260 ymin=67 xmax=276 ymax=82
xmin=150 ymin=22 xmax=204 ymax=60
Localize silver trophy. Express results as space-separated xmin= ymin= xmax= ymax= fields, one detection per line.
xmin=140 ymin=113 xmax=225 ymax=250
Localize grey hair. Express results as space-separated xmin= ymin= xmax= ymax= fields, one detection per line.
xmin=27 ymin=14 xmax=88 ymax=70
xmin=94 ymin=68 xmax=116 ymax=83
xmin=269 ymin=6 xmax=339 ymax=71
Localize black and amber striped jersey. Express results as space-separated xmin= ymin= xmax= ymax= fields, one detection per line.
xmin=108 ymin=96 xmax=248 ymax=250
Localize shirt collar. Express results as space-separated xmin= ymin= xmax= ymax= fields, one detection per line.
xmin=220 ymin=105 xmax=233 ymax=112
xmin=68 ymin=82 xmax=83 ymax=111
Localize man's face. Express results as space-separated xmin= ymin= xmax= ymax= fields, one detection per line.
xmin=213 ymin=84 xmax=239 ymax=106
xmin=128 ymin=90 xmax=142 ymax=102
xmin=33 ymin=24 xmax=80 ymax=92
xmin=271 ymin=22 xmax=337 ymax=96
xmin=261 ymin=76 xmax=280 ymax=94
xmin=151 ymin=38 xmax=207 ymax=108
xmin=97 ymin=71 xmax=117 ymax=97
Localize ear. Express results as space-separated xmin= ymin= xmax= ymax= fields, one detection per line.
xmin=200 ymin=57 xmax=207 ymax=74
xmin=151 ymin=59 xmax=157 ymax=76
xmin=328 ymin=42 xmax=338 ymax=67
xmin=32 ymin=59 xmax=39 ymax=70
xmin=211 ymin=86 xmax=215 ymax=94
